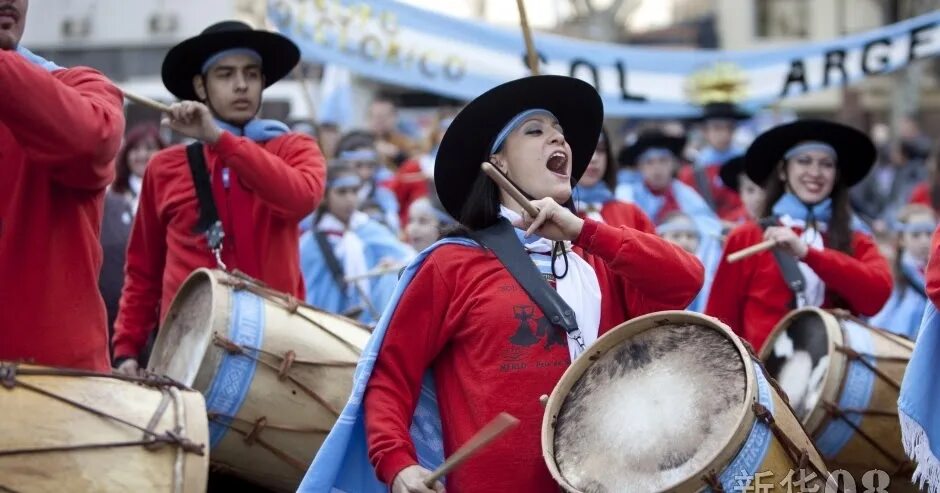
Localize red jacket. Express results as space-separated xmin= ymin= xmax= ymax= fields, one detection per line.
xmin=364 ymin=219 xmax=704 ymax=492
xmin=0 ymin=53 xmax=124 ymax=371
xmin=910 ymin=182 xmax=931 ymax=210
xmin=706 ymin=221 xmax=892 ymax=351
xmin=579 ymin=200 xmax=655 ymax=233
xmin=112 ymin=132 xmax=325 ymax=359
xmin=677 ymin=165 xmax=743 ymax=221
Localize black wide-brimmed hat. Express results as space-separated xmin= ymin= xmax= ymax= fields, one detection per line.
xmin=162 ymin=21 xmax=300 ymax=101
xmin=618 ymin=132 xmax=687 ymax=167
xmin=744 ymin=119 xmax=876 ymax=187
xmin=718 ymin=155 xmax=746 ymax=191
xmin=696 ymin=102 xmax=750 ymax=122
xmin=434 ymin=75 xmax=603 ymax=220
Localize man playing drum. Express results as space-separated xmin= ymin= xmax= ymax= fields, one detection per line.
xmin=112 ymin=21 xmax=326 ymax=374
xmin=0 ymin=0 xmax=126 ymax=371
xmin=299 ymin=75 xmax=704 ymax=492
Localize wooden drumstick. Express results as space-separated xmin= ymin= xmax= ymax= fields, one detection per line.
xmin=423 ymin=412 xmax=520 ymax=488
xmin=343 ymin=263 xmax=406 ymax=284
xmin=122 ymin=90 xmax=173 ymax=114
xmin=726 ymin=239 xmax=778 ymax=263
xmin=480 ymin=162 xmax=540 ymax=217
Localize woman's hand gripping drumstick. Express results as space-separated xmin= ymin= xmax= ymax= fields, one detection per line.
xmin=480 ymin=162 xmax=585 ymax=242
xmin=391 ymin=412 xmax=519 ymax=493
xmin=727 ymin=226 xmax=809 ymax=263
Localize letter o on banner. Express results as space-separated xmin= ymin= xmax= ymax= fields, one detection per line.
xmin=360 ymin=34 xmax=382 ymax=61
xmin=443 ymin=55 xmax=466 ymax=81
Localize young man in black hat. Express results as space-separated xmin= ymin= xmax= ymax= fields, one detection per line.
xmin=678 ymin=102 xmax=749 ymax=221
xmin=113 ymin=21 xmax=326 ymax=374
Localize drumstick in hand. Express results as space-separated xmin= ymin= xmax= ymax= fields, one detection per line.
xmin=727 ymin=239 xmax=777 ymax=263
xmin=481 ymin=162 xmax=539 ymax=217
xmin=423 ymin=412 xmax=520 ymax=487
xmin=122 ymin=90 xmax=172 ymax=113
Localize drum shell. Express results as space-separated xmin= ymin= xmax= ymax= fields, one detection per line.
xmin=148 ymin=269 xmax=371 ymax=492
xmin=543 ymin=310 xmax=828 ymax=493
xmin=0 ymin=365 xmax=209 ymax=493
xmin=761 ymin=308 xmax=917 ymax=492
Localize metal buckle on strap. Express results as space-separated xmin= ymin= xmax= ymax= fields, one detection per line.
xmin=567 ymin=329 xmax=586 ymax=351
xmin=206 ymin=221 xmax=227 ymax=270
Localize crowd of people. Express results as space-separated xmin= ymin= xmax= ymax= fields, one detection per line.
xmin=2 ymin=1 xmax=940 ymax=491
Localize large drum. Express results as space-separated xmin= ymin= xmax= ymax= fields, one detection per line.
xmin=761 ymin=308 xmax=916 ymax=491
xmin=0 ymin=363 xmax=209 ymax=492
xmin=543 ymin=311 xmax=828 ymax=492
xmin=147 ymin=269 xmax=371 ymax=492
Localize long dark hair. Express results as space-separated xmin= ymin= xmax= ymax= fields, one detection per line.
xmin=600 ymin=127 xmax=618 ymax=191
xmin=112 ymin=124 xmax=165 ymax=195
xmin=760 ymin=160 xmax=854 ymax=255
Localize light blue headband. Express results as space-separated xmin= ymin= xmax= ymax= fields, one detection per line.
xmin=656 ymin=219 xmax=700 ymax=236
xmin=490 ymin=108 xmax=556 ymax=154
xmin=894 ymin=220 xmax=937 ymax=235
xmin=201 ymin=48 xmax=263 ymax=74
xmin=637 ymin=147 xmax=675 ymax=163
xmin=338 ymin=149 xmax=379 ymax=162
xmin=784 ymin=141 xmax=837 ymax=161
xmin=328 ymin=175 xmax=362 ymax=189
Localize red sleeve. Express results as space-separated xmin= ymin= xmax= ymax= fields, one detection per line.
xmin=802 ymin=232 xmax=892 ymax=316
xmin=365 ymin=254 xmax=456 ymax=484
xmin=705 ymin=224 xmax=758 ymax=336
xmin=112 ymin=159 xmax=169 ymax=359
xmin=676 ymin=165 xmax=696 ymax=189
xmin=575 ymin=218 xmax=704 ymax=313
xmin=927 ymin=227 xmax=940 ymax=308
xmin=211 ymin=132 xmax=326 ymax=220
xmin=0 ymin=54 xmax=124 ymax=190
xmin=628 ymin=203 xmax=656 ymax=234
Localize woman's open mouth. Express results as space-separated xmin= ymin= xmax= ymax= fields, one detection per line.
xmin=546 ymin=151 xmax=570 ymax=178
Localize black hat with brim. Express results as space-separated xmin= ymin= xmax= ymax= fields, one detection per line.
xmin=719 ymin=155 xmax=746 ymax=191
xmin=162 ymin=21 xmax=300 ymax=101
xmin=696 ymin=102 xmax=750 ymax=122
xmin=618 ymin=133 xmax=687 ymax=167
xmin=434 ymin=75 xmax=603 ymax=220
xmin=744 ymin=119 xmax=876 ymax=187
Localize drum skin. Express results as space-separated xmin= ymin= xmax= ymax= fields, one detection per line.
xmin=543 ymin=311 xmax=828 ymax=493
xmin=761 ymin=308 xmax=918 ymax=492
xmin=0 ymin=364 xmax=209 ymax=492
xmin=148 ymin=269 xmax=371 ymax=492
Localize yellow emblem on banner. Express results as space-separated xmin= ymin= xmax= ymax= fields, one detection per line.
xmin=685 ymin=62 xmax=748 ymax=105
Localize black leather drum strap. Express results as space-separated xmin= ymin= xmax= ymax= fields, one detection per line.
xmin=470 ymin=219 xmax=582 ymax=348
xmin=185 ymin=142 xmax=224 ymax=250
xmin=759 ymin=216 xmax=806 ymax=308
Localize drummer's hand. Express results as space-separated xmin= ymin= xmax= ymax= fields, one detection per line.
xmin=392 ymin=465 xmax=444 ymax=493
xmin=162 ymin=101 xmax=222 ymax=144
xmin=114 ymin=358 xmax=141 ymax=376
xmin=514 ymin=198 xmax=584 ymax=242
xmin=764 ymin=226 xmax=808 ymax=259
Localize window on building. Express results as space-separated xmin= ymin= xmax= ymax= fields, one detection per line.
xmin=756 ymin=0 xmax=810 ymax=39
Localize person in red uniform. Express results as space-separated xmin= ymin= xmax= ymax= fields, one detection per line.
xmin=706 ymin=119 xmax=892 ymax=351
xmin=0 ymin=0 xmax=125 ymax=371
xmin=573 ymin=129 xmax=656 ymax=233
xmin=363 ymin=76 xmax=704 ymax=492
xmin=677 ymin=102 xmax=748 ymax=221
xmin=112 ymin=21 xmax=326 ymax=374
xmin=909 ymin=150 xmax=938 ymax=212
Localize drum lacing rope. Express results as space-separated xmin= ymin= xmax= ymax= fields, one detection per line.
xmin=205 ymin=413 xmax=310 ymax=471
xmin=820 ymin=400 xmax=911 ymax=474
xmin=212 ymin=333 xmax=344 ymax=416
xmin=752 ymin=402 xmax=836 ymax=492
xmin=702 ymin=471 xmax=725 ymax=492
xmin=834 ymin=345 xmax=903 ymax=391
xmin=0 ymin=364 xmax=205 ymax=463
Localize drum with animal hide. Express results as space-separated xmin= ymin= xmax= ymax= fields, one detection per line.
xmin=761 ymin=307 xmax=917 ymax=491
xmin=147 ymin=269 xmax=371 ymax=492
xmin=543 ymin=310 xmax=828 ymax=493
xmin=0 ymin=363 xmax=208 ymax=492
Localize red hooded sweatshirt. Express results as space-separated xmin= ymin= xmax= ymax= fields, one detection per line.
xmin=0 ymin=52 xmax=125 ymax=371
